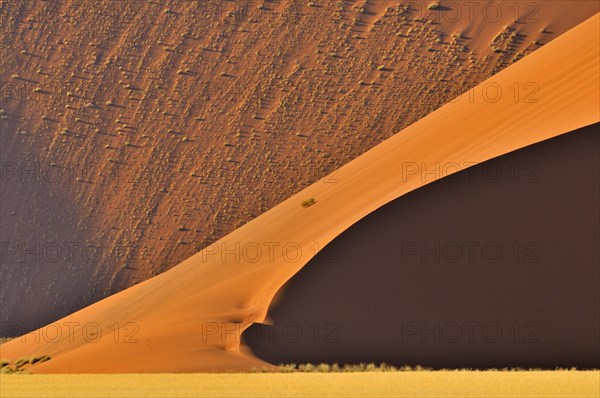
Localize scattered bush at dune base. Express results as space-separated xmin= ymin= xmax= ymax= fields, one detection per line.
xmin=30 ymin=355 xmax=51 ymax=365
xmin=14 ymin=357 xmax=31 ymax=368
xmin=0 ymin=355 xmax=51 ymax=373
xmin=267 ymin=363 xmax=429 ymax=373
xmin=262 ymin=364 xmax=588 ymax=373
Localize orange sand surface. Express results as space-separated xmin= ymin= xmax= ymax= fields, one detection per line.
xmin=1 ymin=13 xmax=598 ymax=373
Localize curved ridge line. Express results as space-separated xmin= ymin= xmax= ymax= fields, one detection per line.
xmin=2 ymin=14 xmax=599 ymax=373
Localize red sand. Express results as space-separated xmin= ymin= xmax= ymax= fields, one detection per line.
xmin=1 ymin=12 xmax=599 ymax=373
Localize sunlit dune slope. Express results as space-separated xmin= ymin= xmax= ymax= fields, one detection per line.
xmin=1 ymin=0 xmax=598 ymax=333
xmin=1 ymin=13 xmax=599 ymax=373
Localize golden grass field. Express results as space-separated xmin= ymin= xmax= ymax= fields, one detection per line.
xmin=1 ymin=371 xmax=599 ymax=398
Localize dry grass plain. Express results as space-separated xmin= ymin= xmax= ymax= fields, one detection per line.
xmin=1 ymin=371 xmax=599 ymax=398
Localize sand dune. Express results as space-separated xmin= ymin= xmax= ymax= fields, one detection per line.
xmin=245 ymin=123 xmax=599 ymax=369
xmin=2 ymin=0 xmax=598 ymax=334
xmin=1 ymin=13 xmax=599 ymax=372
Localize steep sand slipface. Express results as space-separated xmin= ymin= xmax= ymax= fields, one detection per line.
xmin=1 ymin=0 xmax=598 ymax=333
xmin=245 ymin=124 xmax=600 ymax=369
xmin=1 ymin=13 xmax=599 ymax=373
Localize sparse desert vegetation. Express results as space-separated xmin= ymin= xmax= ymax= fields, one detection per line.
xmin=0 ymin=355 xmax=51 ymax=374
xmin=300 ymin=198 xmax=316 ymax=208
xmin=275 ymin=363 xmax=427 ymax=372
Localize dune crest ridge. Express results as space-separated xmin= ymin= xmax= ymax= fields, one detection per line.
xmin=1 ymin=13 xmax=599 ymax=373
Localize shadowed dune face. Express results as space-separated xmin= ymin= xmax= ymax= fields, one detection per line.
xmin=244 ymin=124 xmax=600 ymax=369
xmin=0 ymin=116 xmax=101 ymax=333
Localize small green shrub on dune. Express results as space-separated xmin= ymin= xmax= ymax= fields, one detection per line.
xmin=301 ymin=198 xmax=316 ymax=208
